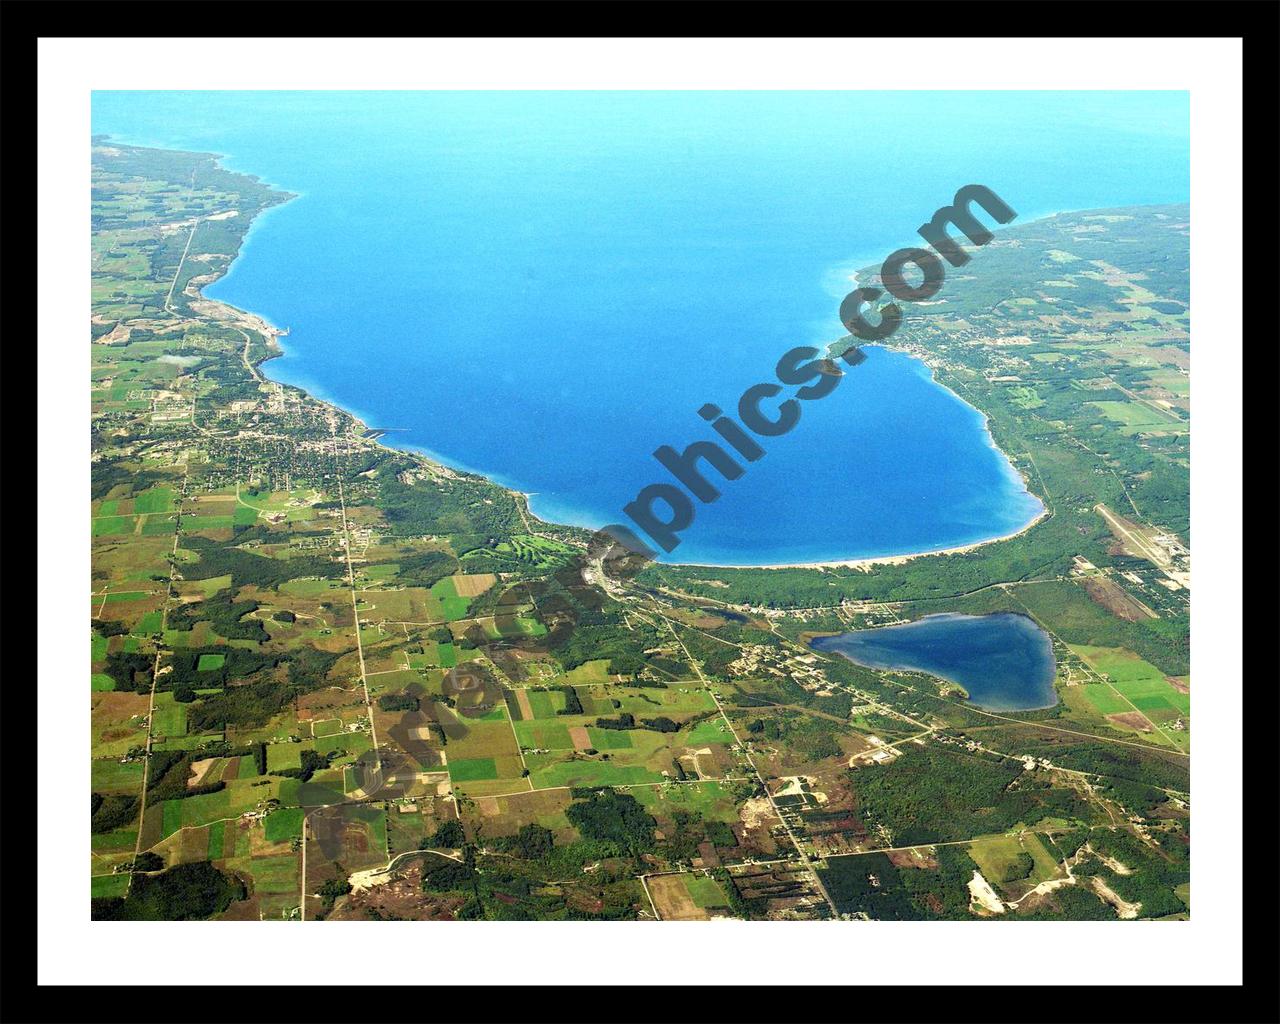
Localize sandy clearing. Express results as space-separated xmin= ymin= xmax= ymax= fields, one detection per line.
xmin=348 ymin=865 xmax=397 ymax=893
xmin=739 ymin=796 xmax=774 ymax=831
xmin=1095 ymin=852 xmax=1133 ymax=876
xmin=1090 ymin=876 xmax=1141 ymax=918
xmin=967 ymin=870 xmax=1006 ymax=915
xmin=187 ymin=757 xmax=217 ymax=789
xmin=772 ymin=776 xmax=810 ymax=798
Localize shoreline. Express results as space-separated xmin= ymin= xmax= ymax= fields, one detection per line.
xmin=191 ymin=152 xmax=1051 ymax=576
xmin=673 ymin=507 xmax=1050 ymax=571
xmin=250 ymin=325 xmax=1051 ymax=573
xmin=809 ymin=612 xmax=1061 ymax=713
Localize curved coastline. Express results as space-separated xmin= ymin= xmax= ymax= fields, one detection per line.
xmin=196 ymin=159 xmax=1049 ymax=573
xmin=810 ymin=611 xmax=1060 ymax=712
xmin=677 ymin=506 xmax=1049 ymax=571
xmin=677 ymin=340 xmax=1048 ymax=569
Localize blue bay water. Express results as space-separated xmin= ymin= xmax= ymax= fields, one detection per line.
xmin=92 ymin=92 xmax=1189 ymax=564
xmin=810 ymin=613 xmax=1058 ymax=711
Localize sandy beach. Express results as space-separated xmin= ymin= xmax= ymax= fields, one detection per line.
xmin=674 ymin=507 xmax=1050 ymax=571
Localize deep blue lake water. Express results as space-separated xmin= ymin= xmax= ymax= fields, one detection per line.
xmin=811 ymin=612 xmax=1058 ymax=711
xmin=91 ymin=92 xmax=1188 ymax=564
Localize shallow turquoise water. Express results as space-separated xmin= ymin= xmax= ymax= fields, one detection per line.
xmin=92 ymin=91 xmax=1188 ymax=564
